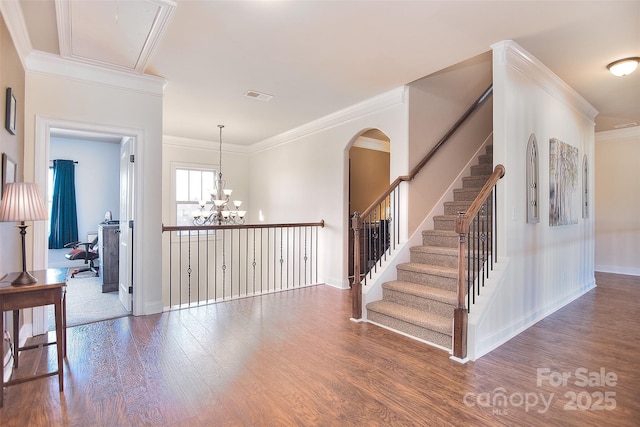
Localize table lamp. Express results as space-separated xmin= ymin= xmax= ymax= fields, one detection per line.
xmin=0 ymin=182 xmax=48 ymax=285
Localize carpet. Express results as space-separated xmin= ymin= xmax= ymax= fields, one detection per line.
xmin=47 ymin=271 xmax=130 ymax=330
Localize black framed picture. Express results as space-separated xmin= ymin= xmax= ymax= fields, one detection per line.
xmin=5 ymin=87 xmax=16 ymax=135
xmin=1 ymin=152 xmax=17 ymax=199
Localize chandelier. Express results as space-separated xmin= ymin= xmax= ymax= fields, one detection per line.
xmin=192 ymin=125 xmax=246 ymax=225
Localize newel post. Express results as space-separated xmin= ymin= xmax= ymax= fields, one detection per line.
xmin=351 ymin=212 xmax=362 ymax=319
xmin=453 ymin=212 xmax=468 ymax=359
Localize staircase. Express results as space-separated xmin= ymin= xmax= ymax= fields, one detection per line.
xmin=366 ymin=145 xmax=493 ymax=350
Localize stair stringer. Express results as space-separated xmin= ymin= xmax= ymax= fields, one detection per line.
xmin=360 ymin=134 xmax=493 ymax=322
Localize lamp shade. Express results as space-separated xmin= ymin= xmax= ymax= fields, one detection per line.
xmin=0 ymin=182 xmax=48 ymax=222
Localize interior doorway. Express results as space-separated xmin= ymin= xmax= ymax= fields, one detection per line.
xmin=33 ymin=119 xmax=137 ymax=333
xmin=347 ymin=129 xmax=391 ymax=282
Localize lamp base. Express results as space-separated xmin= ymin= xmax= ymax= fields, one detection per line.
xmin=11 ymin=271 xmax=39 ymax=286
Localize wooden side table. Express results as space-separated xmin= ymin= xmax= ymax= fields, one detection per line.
xmin=0 ymin=268 xmax=67 ymax=408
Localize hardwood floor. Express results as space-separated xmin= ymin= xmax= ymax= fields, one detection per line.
xmin=1 ymin=272 xmax=638 ymax=426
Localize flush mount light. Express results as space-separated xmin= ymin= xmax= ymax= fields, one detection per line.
xmin=607 ymin=57 xmax=640 ymax=77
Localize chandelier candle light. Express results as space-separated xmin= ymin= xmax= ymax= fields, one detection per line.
xmin=193 ymin=125 xmax=246 ymax=225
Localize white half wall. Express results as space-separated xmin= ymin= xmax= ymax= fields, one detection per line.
xmin=594 ymin=127 xmax=640 ymax=276
xmin=468 ymin=41 xmax=597 ymax=360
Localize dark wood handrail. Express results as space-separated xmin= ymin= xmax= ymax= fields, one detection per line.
xmin=453 ymin=164 xmax=505 ymax=359
xmin=162 ymin=220 xmax=325 ymax=233
xmin=359 ymin=85 xmax=493 ymax=220
xmin=455 ymin=164 xmax=505 ymax=233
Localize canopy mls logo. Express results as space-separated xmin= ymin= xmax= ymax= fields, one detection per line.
xmin=463 ymin=367 xmax=618 ymax=416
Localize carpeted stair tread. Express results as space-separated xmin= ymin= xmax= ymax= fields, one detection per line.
xmin=367 ymin=300 xmax=451 ymax=335
xmin=410 ymin=245 xmax=458 ymax=256
xmin=397 ymin=262 xmax=457 ymax=278
xmin=383 ymin=280 xmax=457 ymax=305
xmin=422 ymin=229 xmax=458 ymax=238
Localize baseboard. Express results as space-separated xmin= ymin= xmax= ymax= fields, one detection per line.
xmin=595 ymin=265 xmax=640 ymax=277
xmin=473 ymin=279 xmax=597 ymax=360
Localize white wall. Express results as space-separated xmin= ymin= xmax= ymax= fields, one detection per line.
xmin=248 ymin=89 xmax=409 ymax=288
xmin=468 ymin=41 xmax=597 ymax=360
xmin=23 ymin=61 xmax=164 ymax=317
xmin=49 ymin=137 xmax=120 ymax=242
xmin=594 ymin=127 xmax=640 ymax=276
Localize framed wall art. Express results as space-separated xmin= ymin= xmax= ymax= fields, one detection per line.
xmin=549 ymin=138 xmax=579 ymax=226
xmin=5 ymin=87 xmax=16 ymax=135
xmin=1 ymin=153 xmax=17 ymax=199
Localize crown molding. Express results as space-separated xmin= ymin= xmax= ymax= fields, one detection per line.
xmin=595 ymin=126 xmax=640 ymax=143
xmin=0 ymin=0 xmax=33 ymax=69
xmin=249 ymin=86 xmax=406 ymax=154
xmin=25 ymin=51 xmax=167 ymax=96
xmin=492 ymin=40 xmax=598 ymax=122
xmin=163 ymin=134 xmax=250 ymax=155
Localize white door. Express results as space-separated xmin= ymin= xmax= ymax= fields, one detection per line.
xmin=119 ymin=137 xmax=135 ymax=311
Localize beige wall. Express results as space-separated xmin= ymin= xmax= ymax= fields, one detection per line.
xmin=595 ymin=127 xmax=640 ymax=275
xmin=349 ymin=146 xmax=390 ymax=215
xmin=0 ymin=13 xmax=25 ymax=367
xmin=407 ymin=51 xmax=493 ymax=234
xmin=23 ymin=71 xmax=164 ymax=316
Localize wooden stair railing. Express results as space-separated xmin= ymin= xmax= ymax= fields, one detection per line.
xmin=453 ymin=164 xmax=505 ymax=359
xmin=351 ymin=85 xmax=493 ymax=319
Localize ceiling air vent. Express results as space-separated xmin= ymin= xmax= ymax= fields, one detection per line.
xmin=614 ymin=122 xmax=638 ymax=129
xmin=244 ymin=90 xmax=273 ymax=102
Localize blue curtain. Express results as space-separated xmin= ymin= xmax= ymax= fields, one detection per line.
xmin=49 ymin=159 xmax=79 ymax=249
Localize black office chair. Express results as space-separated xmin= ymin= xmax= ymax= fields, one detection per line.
xmin=64 ymin=237 xmax=99 ymax=278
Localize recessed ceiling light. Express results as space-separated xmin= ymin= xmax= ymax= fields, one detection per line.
xmin=607 ymin=57 xmax=640 ymax=77
xmin=244 ymin=90 xmax=273 ymax=102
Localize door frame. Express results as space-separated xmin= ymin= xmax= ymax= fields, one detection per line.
xmin=33 ymin=116 xmax=142 ymax=334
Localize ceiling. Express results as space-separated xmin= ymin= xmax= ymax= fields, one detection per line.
xmin=13 ymin=0 xmax=640 ymax=146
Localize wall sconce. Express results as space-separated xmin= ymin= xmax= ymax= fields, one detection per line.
xmin=607 ymin=57 xmax=639 ymax=77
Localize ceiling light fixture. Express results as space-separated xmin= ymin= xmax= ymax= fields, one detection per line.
xmin=192 ymin=125 xmax=246 ymax=225
xmin=607 ymin=57 xmax=640 ymax=77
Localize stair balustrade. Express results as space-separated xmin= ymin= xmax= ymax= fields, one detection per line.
xmin=453 ymin=164 xmax=505 ymax=359
xmin=351 ymin=85 xmax=493 ymax=319
xmin=162 ymin=221 xmax=324 ymax=309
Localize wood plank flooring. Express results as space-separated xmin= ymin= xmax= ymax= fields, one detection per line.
xmin=0 ymin=272 xmax=638 ymax=426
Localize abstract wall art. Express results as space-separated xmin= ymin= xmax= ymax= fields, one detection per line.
xmin=549 ymin=138 xmax=579 ymax=226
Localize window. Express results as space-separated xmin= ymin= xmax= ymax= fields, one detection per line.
xmin=174 ymin=165 xmax=216 ymax=227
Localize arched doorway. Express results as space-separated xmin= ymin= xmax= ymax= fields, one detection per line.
xmin=348 ymin=128 xmax=391 ymax=282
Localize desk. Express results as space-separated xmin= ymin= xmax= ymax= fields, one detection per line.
xmin=0 ymin=268 xmax=67 ymax=408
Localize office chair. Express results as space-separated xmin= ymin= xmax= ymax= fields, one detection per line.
xmin=65 ymin=237 xmax=99 ymax=278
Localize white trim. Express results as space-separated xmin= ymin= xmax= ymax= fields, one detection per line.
xmin=25 ymin=51 xmax=166 ymax=96
xmin=595 ymin=126 xmax=640 ymax=143
xmin=472 ymin=278 xmax=596 ymax=361
xmin=56 ymin=0 xmax=176 ymax=74
xmin=366 ymin=319 xmax=453 ymax=354
xmin=353 ymin=136 xmax=391 ymax=153
xmin=163 ymin=135 xmax=251 ymax=155
xmin=250 ymin=87 xmax=406 ymax=153
xmin=0 ymin=0 xmax=33 ymax=69
xmin=34 ymin=116 xmax=147 ymax=319
xmin=595 ymin=265 xmax=640 ymax=277
xmin=492 ymin=40 xmax=598 ymax=122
